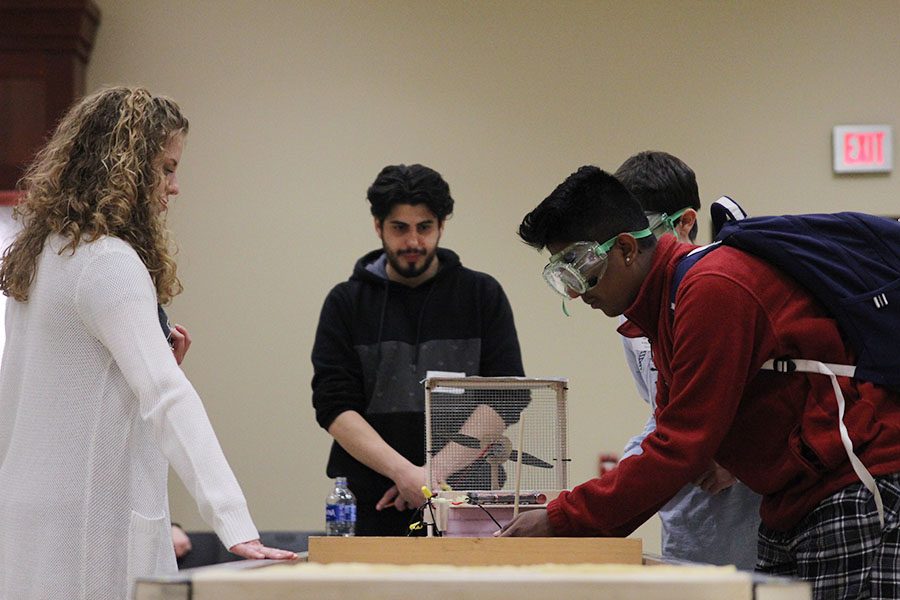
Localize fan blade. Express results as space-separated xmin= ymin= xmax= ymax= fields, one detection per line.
xmin=509 ymin=450 xmax=553 ymax=469
xmin=449 ymin=433 xmax=484 ymax=449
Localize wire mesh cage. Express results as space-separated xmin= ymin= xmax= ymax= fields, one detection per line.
xmin=424 ymin=377 xmax=568 ymax=494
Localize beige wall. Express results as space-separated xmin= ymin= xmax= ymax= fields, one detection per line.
xmin=87 ymin=0 xmax=900 ymax=553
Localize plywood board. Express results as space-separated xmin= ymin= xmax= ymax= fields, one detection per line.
xmin=189 ymin=562 xmax=758 ymax=600
xmin=308 ymin=536 xmax=643 ymax=566
xmin=134 ymin=554 xmax=811 ymax=600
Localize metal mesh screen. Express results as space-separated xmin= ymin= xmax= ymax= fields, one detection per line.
xmin=425 ymin=377 xmax=568 ymax=493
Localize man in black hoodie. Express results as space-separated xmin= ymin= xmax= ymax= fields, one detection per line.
xmin=312 ymin=164 xmax=525 ymax=536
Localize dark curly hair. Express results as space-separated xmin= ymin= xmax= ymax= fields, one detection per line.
xmin=367 ymin=164 xmax=454 ymax=223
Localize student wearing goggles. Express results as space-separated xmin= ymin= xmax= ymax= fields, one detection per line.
xmin=542 ymin=228 xmax=654 ymax=298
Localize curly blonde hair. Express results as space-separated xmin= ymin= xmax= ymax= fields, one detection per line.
xmin=0 ymin=86 xmax=189 ymax=303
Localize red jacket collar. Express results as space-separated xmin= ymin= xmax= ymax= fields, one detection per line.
xmin=618 ymin=236 xmax=694 ymax=341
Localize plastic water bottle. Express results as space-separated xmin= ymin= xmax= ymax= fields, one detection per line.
xmin=325 ymin=477 xmax=356 ymax=536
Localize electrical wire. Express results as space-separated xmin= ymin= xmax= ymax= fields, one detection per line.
xmin=427 ymin=500 xmax=443 ymax=537
xmin=467 ymin=498 xmax=502 ymax=529
xmin=405 ymin=498 xmax=445 ymax=537
xmin=405 ymin=502 xmax=425 ymax=536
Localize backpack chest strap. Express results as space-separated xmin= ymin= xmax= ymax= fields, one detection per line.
xmin=763 ymin=358 xmax=857 ymax=379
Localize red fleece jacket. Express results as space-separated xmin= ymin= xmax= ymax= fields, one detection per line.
xmin=548 ymin=235 xmax=900 ymax=535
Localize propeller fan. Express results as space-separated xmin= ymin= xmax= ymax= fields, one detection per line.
xmin=450 ymin=433 xmax=553 ymax=490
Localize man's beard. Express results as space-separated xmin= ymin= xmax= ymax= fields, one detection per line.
xmin=385 ymin=246 xmax=436 ymax=279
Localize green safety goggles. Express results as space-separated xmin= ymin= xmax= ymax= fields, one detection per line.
xmin=645 ymin=207 xmax=690 ymax=238
xmin=542 ymin=228 xmax=653 ymax=298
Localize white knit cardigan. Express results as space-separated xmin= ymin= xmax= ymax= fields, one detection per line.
xmin=0 ymin=235 xmax=258 ymax=599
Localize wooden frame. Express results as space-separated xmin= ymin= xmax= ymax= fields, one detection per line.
xmin=424 ymin=376 xmax=569 ymax=494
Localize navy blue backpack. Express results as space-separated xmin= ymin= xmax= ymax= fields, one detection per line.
xmin=670 ymin=211 xmax=900 ymax=525
xmin=672 ymin=212 xmax=900 ymax=391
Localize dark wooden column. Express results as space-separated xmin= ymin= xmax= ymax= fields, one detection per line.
xmin=0 ymin=0 xmax=101 ymax=205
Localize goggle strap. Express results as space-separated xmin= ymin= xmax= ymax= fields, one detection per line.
xmin=665 ymin=207 xmax=690 ymax=228
xmin=598 ymin=227 xmax=654 ymax=253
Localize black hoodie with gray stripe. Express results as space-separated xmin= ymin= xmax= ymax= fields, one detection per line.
xmin=311 ymin=248 xmax=525 ymax=503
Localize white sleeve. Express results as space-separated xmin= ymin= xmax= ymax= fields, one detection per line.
xmin=75 ymin=246 xmax=258 ymax=548
xmin=620 ymin=334 xmax=659 ymax=460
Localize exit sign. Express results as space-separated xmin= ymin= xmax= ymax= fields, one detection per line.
xmin=833 ymin=125 xmax=893 ymax=173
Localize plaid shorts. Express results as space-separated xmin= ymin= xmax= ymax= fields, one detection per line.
xmin=757 ymin=472 xmax=900 ymax=600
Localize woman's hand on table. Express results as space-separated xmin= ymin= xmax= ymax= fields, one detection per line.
xmin=229 ymin=539 xmax=298 ymax=560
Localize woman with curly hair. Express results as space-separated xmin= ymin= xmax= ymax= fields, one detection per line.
xmin=0 ymin=87 xmax=294 ymax=599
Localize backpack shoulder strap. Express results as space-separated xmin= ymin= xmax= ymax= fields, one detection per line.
xmin=669 ymin=242 xmax=723 ymax=312
xmin=761 ymin=357 xmax=882 ymax=527
xmin=710 ymin=196 xmax=748 ymax=237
